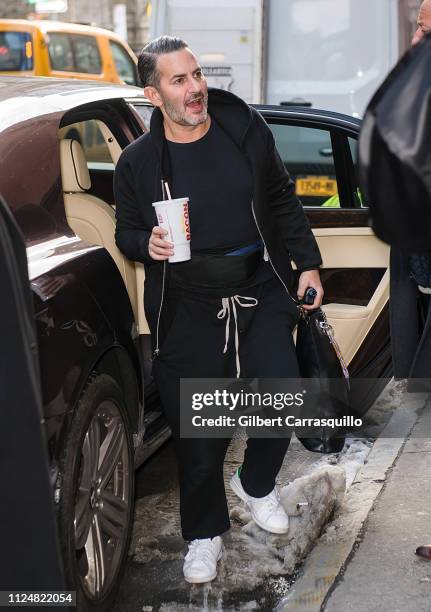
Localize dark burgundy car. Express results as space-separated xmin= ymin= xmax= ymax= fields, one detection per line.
xmin=0 ymin=76 xmax=391 ymax=610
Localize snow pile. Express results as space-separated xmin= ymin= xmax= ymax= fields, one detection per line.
xmin=225 ymin=437 xmax=372 ymax=583
xmin=309 ymin=438 xmax=372 ymax=489
xmin=228 ymin=464 xmax=345 ymax=579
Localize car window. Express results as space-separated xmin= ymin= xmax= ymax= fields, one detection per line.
xmin=269 ymin=123 xmax=340 ymax=207
xmin=0 ymin=31 xmax=33 ymax=71
xmin=73 ymin=35 xmax=101 ymax=74
xmin=61 ymin=120 xmax=113 ymax=169
xmin=109 ymin=40 xmax=137 ymax=85
xmin=48 ymin=33 xmax=101 ymax=74
xmin=47 ymin=33 xmax=73 ymax=71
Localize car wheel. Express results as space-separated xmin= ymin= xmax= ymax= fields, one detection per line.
xmin=58 ymin=373 xmax=134 ymax=611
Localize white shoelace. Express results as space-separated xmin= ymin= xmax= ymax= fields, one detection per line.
xmin=185 ymin=538 xmax=218 ymax=568
xmin=252 ymin=487 xmax=285 ymax=519
xmin=266 ymin=488 xmax=282 ymax=512
xmin=217 ymin=295 xmax=259 ymax=378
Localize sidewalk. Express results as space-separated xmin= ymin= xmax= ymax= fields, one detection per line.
xmin=323 ymin=399 xmax=431 ymax=612
xmin=278 ymin=391 xmax=431 ymax=612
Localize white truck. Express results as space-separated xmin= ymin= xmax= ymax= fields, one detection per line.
xmin=150 ymin=0 xmax=420 ymax=117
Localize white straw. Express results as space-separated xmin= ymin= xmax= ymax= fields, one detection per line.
xmin=164 ymin=181 xmax=172 ymax=200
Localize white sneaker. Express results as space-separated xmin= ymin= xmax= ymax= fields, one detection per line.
xmin=230 ymin=467 xmax=289 ymax=534
xmin=183 ymin=536 xmax=223 ymax=583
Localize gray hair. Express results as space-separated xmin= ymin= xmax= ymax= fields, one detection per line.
xmin=138 ymin=36 xmax=189 ymax=88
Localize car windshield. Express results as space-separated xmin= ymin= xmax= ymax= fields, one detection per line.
xmin=0 ymin=31 xmax=33 ymax=71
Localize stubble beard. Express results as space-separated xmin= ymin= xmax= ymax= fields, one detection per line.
xmin=162 ymin=93 xmax=209 ymax=127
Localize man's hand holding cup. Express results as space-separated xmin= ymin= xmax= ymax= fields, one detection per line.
xmin=148 ymin=226 xmax=174 ymax=261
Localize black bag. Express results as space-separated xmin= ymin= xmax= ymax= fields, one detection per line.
xmin=295 ymin=308 xmax=350 ymax=453
xmin=359 ymin=33 xmax=431 ymax=252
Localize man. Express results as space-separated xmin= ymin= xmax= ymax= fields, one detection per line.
xmin=114 ymin=36 xmax=323 ymax=583
xmin=390 ymin=0 xmax=431 ymax=561
xmin=412 ymin=0 xmax=431 ymax=45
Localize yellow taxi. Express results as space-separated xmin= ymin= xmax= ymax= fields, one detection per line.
xmin=0 ymin=19 xmax=138 ymax=85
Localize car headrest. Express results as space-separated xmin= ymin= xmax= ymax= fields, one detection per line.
xmin=60 ymin=139 xmax=91 ymax=193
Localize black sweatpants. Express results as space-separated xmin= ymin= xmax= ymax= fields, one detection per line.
xmin=152 ymin=276 xmax=300 ymax=540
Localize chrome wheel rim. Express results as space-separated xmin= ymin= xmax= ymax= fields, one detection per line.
xmin=74 ymin=400 xmax=130 ymax=599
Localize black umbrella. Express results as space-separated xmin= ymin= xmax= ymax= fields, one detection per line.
xmin=359 ymin=33 xmax=431 ymax=253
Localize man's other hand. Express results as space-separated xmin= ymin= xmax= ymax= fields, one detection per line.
xmin=148 ymin=226 xmax=174 ymax=260
xmin=297 ymin=269 xmax=324 ymax=311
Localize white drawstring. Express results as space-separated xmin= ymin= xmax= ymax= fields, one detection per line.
xmin=217 ymin=295 xmax=258 ymax=378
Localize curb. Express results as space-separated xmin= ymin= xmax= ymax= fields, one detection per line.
xmin=275 ymin=388 xmax=429 ymax=612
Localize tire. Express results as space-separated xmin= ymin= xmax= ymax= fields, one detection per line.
xmin=58 ymin=373 xmax=134 ymax=611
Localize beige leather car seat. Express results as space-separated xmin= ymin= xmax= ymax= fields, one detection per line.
xmin=60 ymin=138 xmax=138 ymax=322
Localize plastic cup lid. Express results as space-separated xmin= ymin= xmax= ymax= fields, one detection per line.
xmin=152 ymin=197 xmax=189 ymax=207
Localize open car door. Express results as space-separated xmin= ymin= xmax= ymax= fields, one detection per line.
xmin=258 ymin=107 xmax=392 ymax=392
xmin=0 ymin=194 xmax=66 ymax=592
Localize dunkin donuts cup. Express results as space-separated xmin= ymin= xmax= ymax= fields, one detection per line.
xmin=152 ymin=197 xmax=191 ymax=263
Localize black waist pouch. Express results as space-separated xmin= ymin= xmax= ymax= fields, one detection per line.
xmin=169 ymin=250 xmax=262 ymax=291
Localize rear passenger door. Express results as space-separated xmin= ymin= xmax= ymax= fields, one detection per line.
xmin=258 ymin=107 xmax=390 ymax=379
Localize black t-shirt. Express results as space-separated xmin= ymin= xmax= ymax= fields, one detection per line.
xmin=166 ymin=117 xmax=275 ymax=294
xmin=167 ymin=118 xmax=259 ymax=252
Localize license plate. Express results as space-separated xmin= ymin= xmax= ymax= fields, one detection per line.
xmin=296 ymin=176 xmax=337 ymax=197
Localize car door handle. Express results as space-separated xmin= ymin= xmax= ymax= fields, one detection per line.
xmin=319 ymin=147 xmax=333 ymax=157
xmin=280 ymin=99 xmax=312 ymax=107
